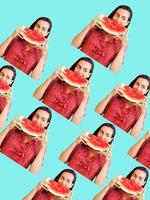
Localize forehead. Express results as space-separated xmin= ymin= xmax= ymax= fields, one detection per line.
xmin=36 ymin=20 xmax=50 ymax=29
xmin=0 ymin=68 xmax=14 ymax=77
xmin=99 ymin=126 xmax=114 ymax=134
xmin=132 ymin=169 xmax=147 ymax=179
xmin=60 ymin=172 xmax=74 ymax=181
xmin=34 ymin=109 xmax=50 ymax=119
xmin=115 ymin=8 xmax=131 ymax=18
xmin=76 ymin=60 xmax=92 ymax=70
xmin=135 ymin=77 xmax=149 ymax=87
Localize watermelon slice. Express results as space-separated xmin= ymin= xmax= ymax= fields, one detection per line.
xmin=96 ymin=15 xmax=126 ymax=36
xmin=58 ymin=67 xmax=88 ymax=89
xmin=81 ymin=132 xmax=110 ymax=151
xmin=0 ymin=79 xmax=11 ymax=94
xmin=17 ymin=26 xmax=46 ymax=46
xmin=117 ymin=85 xmax=146 ymax=104
xmin=120 ymin=177 xmax=143 ymax=193
xmin=21 ymin=118 xmax=45 ymax=135
xmin=48 ymin=180 xmax=71 ymax=197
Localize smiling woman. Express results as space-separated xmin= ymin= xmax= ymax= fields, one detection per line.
xmin=0 ymin=106 xmax=52 ymax=174
xmin=93 ymin=166 xmax=149 ymax=200
xmin=0 ymin=17 xmax=52 ymax=80
xmin=23 ymin=169 xmax=77 ymax=200
xmin=33 ymin=57 xmax=94 ymax=125
xmin=95 ymin=75 xmax=150 ymax=137
xmin=72 ymin=5 xmax=133 ymax=72
xmin=0 ymin=65 xmax=16 ymax=128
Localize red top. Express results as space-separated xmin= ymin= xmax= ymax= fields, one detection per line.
xmin=103 ymin=186 xmax=139 ymax=200
xmin=136 ymin=137 xmax=150 ymax=169
xmin=42 ymin=78 xmax=84 ymax=119
xmin=3 ymin=36 xmax=42 ymax=74
xmin=0 ymin=127 xmax=41 ymax=168
xmin=32 ymin=188 xmax=63 ymax=200
xmin=0 ymin=94 xmax=7 ymax=113
xmin=103 ymin=95 xmax=142 ymax=132
xmin=80 ymin=26 xmax=122 ymax=67
xmin=67 ymin=143 xmax=106 ymax=180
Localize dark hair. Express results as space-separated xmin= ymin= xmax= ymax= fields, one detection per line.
xmin=93 ymin=123 xmax=116 ymax=144
xmin=70 ymin=57 xmax=94 ymax=80
xmin=54 ymin=169 xmax=77 ymax=190
xmin=0 ymin=65 xmax=16 ymax=86
xmin=28 ymin=106 xmax=52 ymax=129
xmin=108 ymin=5 xmax=133 ymax=28
xmin=29 ymin=17 xmax=52 ymax=38
xmin=126 ymin=166 xmax=149 ymax=188
xmin=129 ymin=74 xmax=150 ymax=96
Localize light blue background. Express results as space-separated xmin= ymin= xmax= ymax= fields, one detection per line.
xmin=0 ymin=0 xmax=149 ymax=199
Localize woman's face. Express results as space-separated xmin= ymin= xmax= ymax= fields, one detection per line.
xmin=58 ymin=172 xmax=74 ymax=189
xmin=112 ymin=8 xmax=130 ymax=27
xmin=74 ymin=60 xmax=92 ymax=79
xmin=32 ymin=109 xmax=50 ymax=128
xmin=130 ymin=169 xmax=147 ymax=187
xmin=97 ymin=126 xmax=114 ymax=143
xmin=33 ymin=20 xmax=50 ymax=37
xmin=0 ymin=68 xmax=14 ymax=86
xmin=133 ymin=77 xmax=149 ymax=95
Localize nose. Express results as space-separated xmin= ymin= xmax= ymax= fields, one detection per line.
xmin=34 ymin=118 xmax=41 ymax=125
xmin=2 ymin=76 xmax=7 ymax=82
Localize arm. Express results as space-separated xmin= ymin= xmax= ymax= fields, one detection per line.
xmin=130 ymin=105 xmax=147 ymax=138
xmin=29 ymin=141 xmax=47 ymax=174
xmin=0 ymin=95 xmax=12 ymax=128
xmin=59 ymin=137 xmax=81 ymax=163
xmin=0 ymin=122 xmax=14 ymax=146
xmin=71 ymin=90 xmax=89 ymax=125
xmin=22 ymin=183 xmax=42 ymax=200
xmin=93 ymin=180 xmax=114 ymax=200
xmin=31 ymin=46 xmax=48 ymax=80
xmin=0 ymin=31 xmax=17 ymax=57
xmin=109 ymin=37 xmax=128 ymax=73
xmin=33 ymin=68 xmax=59 ymax=100
xmin=128 ymin=131 xmax=150 ymax=158
xmin=71 ymin=19 xmax=96 ymax=48
xmin=95 ymin=158 xmax=110 ymax=186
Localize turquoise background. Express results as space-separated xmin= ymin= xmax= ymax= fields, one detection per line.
xmin=0 ymin=0 xmax=149 ymax=199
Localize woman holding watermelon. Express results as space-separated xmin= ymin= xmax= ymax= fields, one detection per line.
xmin=95 ymin=75 xmax=150 ymax=137
xmin=0 ymin=106 xmax=52 ymax=174
xmin=33 ymin=57 xmax=94 ymax=125
xmin=0 ymin=17 xmax=52 ymax=80
xmin=93 ymin=166 xmax=149 ymax=200
xmin=23 ymin=169 xmax=77 ymax=200
xmin=59 ymin=123 xmax=116 ymax=186
xmin=72 ymin=5 xmax=133 ymax=72
xmin=0 ymin=65 xmax=16 ymax=128
xmin=128 ymin=130 xmax=150 ymax=169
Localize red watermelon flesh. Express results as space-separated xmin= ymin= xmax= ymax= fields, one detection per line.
xmin=102 ymin=17 xmax=126 ymax=33
xmin=48 ymin=180 xmax=70 ymax=195
xmin=124 ymin=86 xmax=145 ymax=101
xmin=87 ymin=134 xmax=109 ymax=148
xmin=24 ymin=28 xmax=46 ymax=43
xmin=64 ymin=69 xmax=88 ymax=85
xmin=0 ymin=79 xmax=10 ymax=91
xmin=120 ymin=177 xmax=143 ymax=192
xmin=22 ymin=118 xmax=45 ymax=134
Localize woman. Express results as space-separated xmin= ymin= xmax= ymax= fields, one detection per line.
xmin=93 ymin=166 xmax=149 ymax=200
xmin=72 ymin=5 xmax=133 ymax=72
xmin=23 ymin=168 xmax=77 ymax=200
xmin=59 ymin=123 xmax=116 ymax=186
xmin=95 ymin=75 xmax=150 ymax=137
xmin=128 ymin=131 xmax=150 ymax=169
xmin=0 ymin=17 xmax=52 ymax=80
xmin=0 ymin=65 xmax=16 ymax=128
xmin=0 ymin=106 xmax=52 ymax=174
xmin=33 ymin=57 xmax=94 ymax=125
